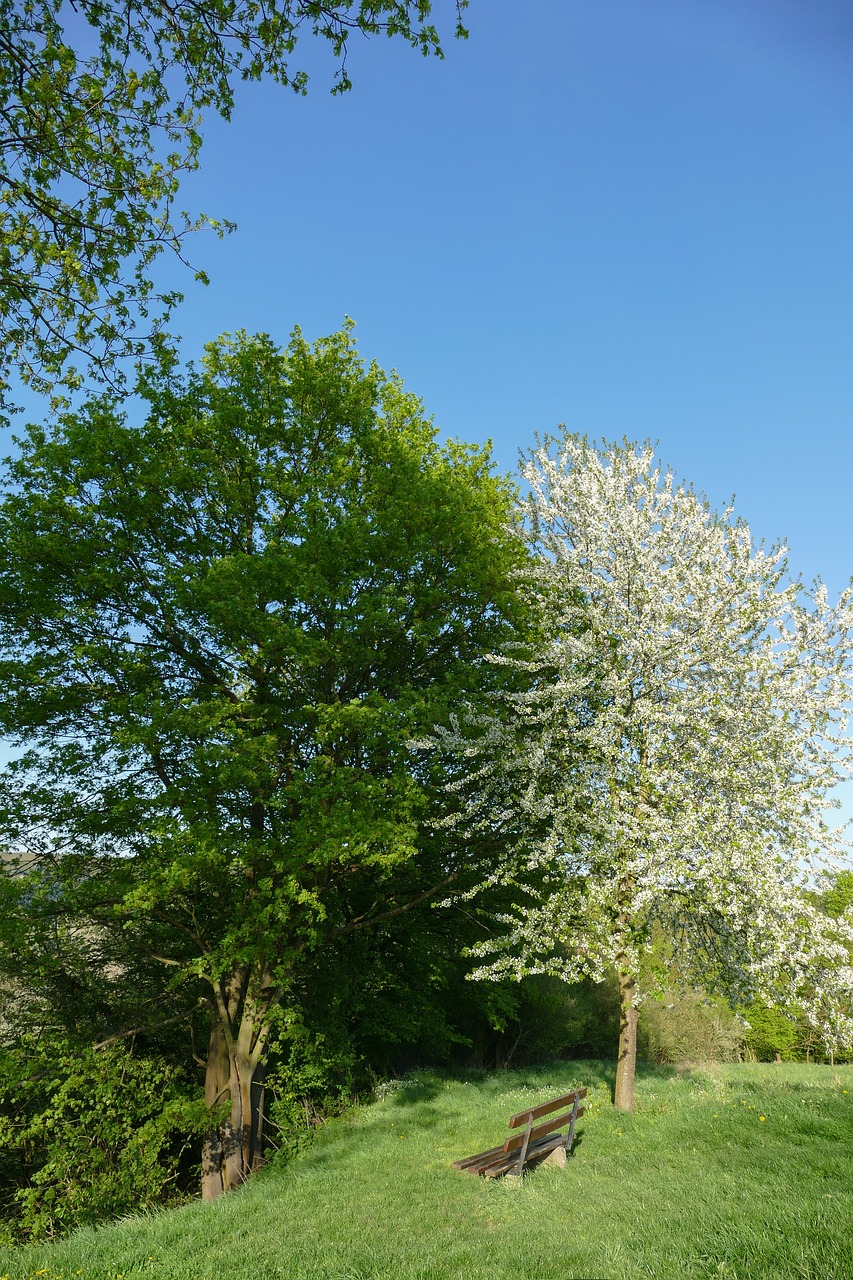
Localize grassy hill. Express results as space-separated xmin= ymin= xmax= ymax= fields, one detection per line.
xmin=1 ymin=1061 xmax=851 ymax=1280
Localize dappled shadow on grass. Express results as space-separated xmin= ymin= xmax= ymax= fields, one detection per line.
xmin=267 ymin=1059 xmax=698 ymax=1207
xmin=459 ymin=1058 xmax=610 ymax=1089
xmin=272 ymin=1079 xmax=453 ymax=1177
xmin=262 ymin=1058 xmax=704 ymax=1188
xmin=483 ymin=1057 xmax=680 ymax=1103
xmin=636 ymin=1062 xmax=681 ymax=1083
xmin=270 ymin=1060 xmax=623 ymax=1181
xmin=389 ymin=1076 xmax=444 ymax=1107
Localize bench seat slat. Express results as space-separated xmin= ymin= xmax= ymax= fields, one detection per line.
xmin=453 ymin=1117 xmax=583 ymax=1176
xmin=508 ymin=1087 xmax=588 ymax=1129
xmin=450 ymin=1142 xmax=507 ymax=1171
xmin=483 ymin=1133 xmax=568 ymax=1178
xmin=452 ymin=1133 xmax=556 ymax=1177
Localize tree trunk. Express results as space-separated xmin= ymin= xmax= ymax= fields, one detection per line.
xmin=201 ymin=1016 xmax=231 ymax=1201
xmin=200 ymin=961 xmax=277 ymax=1201
xmin=614 ymin=967 xmax=638 ymax=1112
xmin=613 ymin=850 xmax=638 ymax=1114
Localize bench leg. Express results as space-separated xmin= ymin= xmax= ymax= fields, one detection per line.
xmin=510 ymin=1116 xmax=534 ymax=1178
xmin=565 ymin=1093 xmax=581 ymax=1156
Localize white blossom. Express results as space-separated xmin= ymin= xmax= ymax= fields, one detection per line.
xmin=441 ymin=436 xmax=853 ymax=1048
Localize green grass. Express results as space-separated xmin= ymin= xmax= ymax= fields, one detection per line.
xmin=1 ymin=1061 xmax=852 ymax=1280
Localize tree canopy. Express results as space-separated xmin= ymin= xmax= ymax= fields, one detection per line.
xmin=452 ymin=435 xmax=853 ymax=1110
xmin=0 ymin=0 xmax=468 ymax=419
xmin=0 ymin=320 xmax=525 ymax=1197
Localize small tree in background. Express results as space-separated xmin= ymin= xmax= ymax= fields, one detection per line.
xmin=797 ymin=869 xmax=853 ymax=1063
xmin=451 ymin=435 xmax=853 ymax=1110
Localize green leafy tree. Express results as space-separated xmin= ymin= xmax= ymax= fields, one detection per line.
xmin=817 ymin=869 xmax=853 ymax=921
xmin=0 ymin=0 xmax=468 ymax=418
xmin=0 ymin=322 xmax=525 ymax=1198
xmin=739 ymin=1000 xmax=798 ymax=1063
xmin=799 ymin=870 xmax=853 ymax=1062
xmin=735 ymin=874 xmax=853 ymax=1065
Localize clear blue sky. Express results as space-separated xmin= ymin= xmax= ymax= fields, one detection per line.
xmin=5 ymin=0 xmax=852 ymax=593
xmin=3 ymin=0 xmax=853 ymax=818
xmin=145 ymin=0 xmax=853 ymax=599
xmin=166 ymin=0 xmax=853 ymax=833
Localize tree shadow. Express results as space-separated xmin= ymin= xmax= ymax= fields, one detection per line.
xmin=389 ymin=1076 xmax=444 ymax=1107
xmin=268 ymin=1059 xmax=686 ymax=1181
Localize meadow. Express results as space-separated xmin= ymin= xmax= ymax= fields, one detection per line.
xmin=1 ymin=1061 xmax=851 ymax=1280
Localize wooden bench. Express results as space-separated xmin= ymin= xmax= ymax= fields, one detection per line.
xmin=451 ymin=1086 xmax=587 ymax=1179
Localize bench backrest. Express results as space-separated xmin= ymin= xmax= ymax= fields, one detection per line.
xmin=451 ymin=1085 xmax=588 ymax=1177
xmin=502 ymin=1087 xmax=588 ymax=1155
xmin=508 ymin=1087 xmax=588 ymax=1130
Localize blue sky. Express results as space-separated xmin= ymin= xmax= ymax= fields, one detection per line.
xmin=4 ymin=0 xmax=851 ymax=594
xmin=2 ymin=0 xmax=852 ymax=823
xmin=165 ymin=0 xmax=853 ymax=832
xmin=140 ymin=0 xmax=853 ymax=599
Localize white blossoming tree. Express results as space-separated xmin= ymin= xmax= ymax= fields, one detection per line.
xmin=457 ymin=435 xmax=853 ymax=1110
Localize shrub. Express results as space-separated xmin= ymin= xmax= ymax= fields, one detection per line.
xmin=640 ymin=990 xmax=744 ymax=1064
xmin=0 ymin=1035 xmax=206 ymax=1241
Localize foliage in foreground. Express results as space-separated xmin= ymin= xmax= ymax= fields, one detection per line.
xmin=0 ymin=0 xmax=468 ymax=416
xmin=0 ymin=1061 xmax=850 ymax=1280
xmin=0 ymin=1036 xmax=212 ymax=1246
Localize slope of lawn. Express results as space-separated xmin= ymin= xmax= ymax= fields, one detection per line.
xmin=1 ymin=1061 xmax=851 ymax=1280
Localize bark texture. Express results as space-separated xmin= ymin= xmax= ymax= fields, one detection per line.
xmin=614 ymin=967 xmax=638 ymax=1113
xmin=200 ymin=962 xmax=277 ymax=1201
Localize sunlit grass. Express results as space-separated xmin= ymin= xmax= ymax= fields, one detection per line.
xmin=1 ymin=1061 xmax=851 ymax=1279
